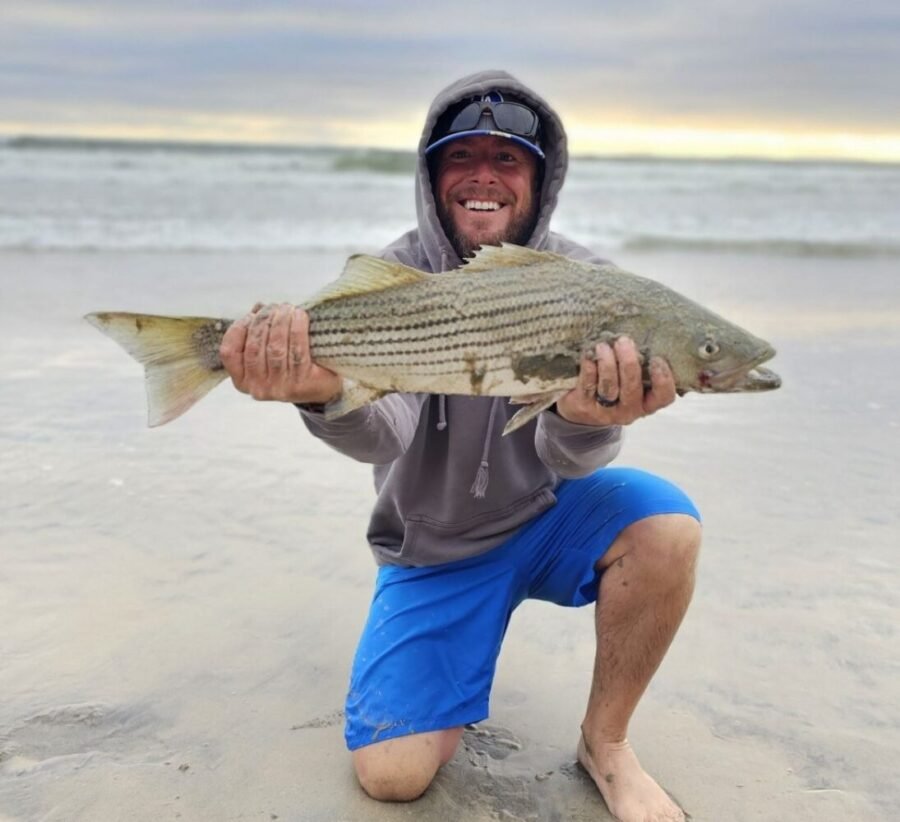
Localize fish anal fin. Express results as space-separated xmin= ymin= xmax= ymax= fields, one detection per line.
xmin=324 ymin=378 xmax=386 ymax=420
xmin=502 ymin=390 xmax=568 ymax=436
xmin=304 ymin=255 xmax=427 ymax=308
xmin=462 ymin=243 xmax=569 ymax=273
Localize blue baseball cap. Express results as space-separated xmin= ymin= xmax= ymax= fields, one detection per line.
xmin=426 ymin=91 xmax=545 ymax=160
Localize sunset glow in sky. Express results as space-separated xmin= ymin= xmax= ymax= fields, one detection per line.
xmin=2 ymin=1 xmax=898 ymax=161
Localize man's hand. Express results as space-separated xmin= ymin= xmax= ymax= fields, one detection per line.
xmin=555 ymin=336 xmax=676 ymax=426
xmin=219 ymin=303 xmax=342 ymax=405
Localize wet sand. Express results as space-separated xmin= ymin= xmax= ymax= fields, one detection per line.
xmin=1 ymin=249 xmax=897 ymax=820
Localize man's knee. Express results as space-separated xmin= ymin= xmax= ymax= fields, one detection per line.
xmin=352 ymin=727 xmax=463 ymax=802
xmin=604 ymin=513 xmax=702 ymax=577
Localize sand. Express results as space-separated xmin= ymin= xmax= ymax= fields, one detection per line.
xmin=1 ymin=249 xmax=897 ymax=821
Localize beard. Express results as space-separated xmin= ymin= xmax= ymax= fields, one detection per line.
xmin=436 ymin=190 xmax=540 ymax=261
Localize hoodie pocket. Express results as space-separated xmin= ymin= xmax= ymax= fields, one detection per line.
xmin=400 ymin=488 xmax=557 ymax=566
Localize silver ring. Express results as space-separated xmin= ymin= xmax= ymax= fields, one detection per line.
xmin=596 ymin=394 xmax=619 ymax=408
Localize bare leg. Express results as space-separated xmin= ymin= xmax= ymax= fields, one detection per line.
xmin=579 ymin=514 xmax=701 ymax=822
xmin=352 ymin=726 xmax=464 ymax=801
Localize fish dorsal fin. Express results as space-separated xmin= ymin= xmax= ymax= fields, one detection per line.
xmin=304 ymin=255 xmax=427 ymax=308
xmin=461 ymin=243 xmax=568 ymax=273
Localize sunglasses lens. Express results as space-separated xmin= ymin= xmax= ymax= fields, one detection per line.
xmin=492 ymin=104 xmax=538 ymax=138
xmin=437 ymin=100 xmax=540 ymax=151
xmin=447 ymin=102 xmax=483 ymax=133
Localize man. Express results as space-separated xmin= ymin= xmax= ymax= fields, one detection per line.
xmin=220 ymin=70 xmax=701 ymax=822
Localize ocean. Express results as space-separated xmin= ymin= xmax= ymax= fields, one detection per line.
xmin=2 ymin=136 xmax=899 ymax=257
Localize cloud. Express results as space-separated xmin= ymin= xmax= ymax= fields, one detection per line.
xmin=1 ymin=0 xmax=898 ymax=152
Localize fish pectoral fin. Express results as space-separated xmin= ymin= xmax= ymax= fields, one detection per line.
xmin=324 ymin=378 xmax=386 ymax=420
xmin=304 ymin=255 xmax=427 ymax=308
xmin=84 ymin=312 xmax=229 ymax=427
xmin=508 ymin=391 xmax=561 ymax=405
xmin=502 ymin=390 xmax=568 ymax=436
xmin=461 ymin=242 xmax=569 ymax=273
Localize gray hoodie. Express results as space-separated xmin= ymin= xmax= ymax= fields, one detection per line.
xmin=299 ymin=69 xmax=623 ymax=566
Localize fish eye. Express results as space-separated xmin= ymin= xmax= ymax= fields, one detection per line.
xmin=698 ymin=339 xmax=720 ymax=360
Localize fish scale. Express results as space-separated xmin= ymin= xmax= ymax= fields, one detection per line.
xmin=84 ymin=243 xmax=780 ymax=431
xmin=307 ymin=268 xmax=593 ymax=394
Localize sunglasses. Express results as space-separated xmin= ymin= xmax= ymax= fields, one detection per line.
xmin=445 ymin=101 xmax=541 ymax=142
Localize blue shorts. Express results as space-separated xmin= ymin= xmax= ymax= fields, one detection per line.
xmin=344 ymin=467 xmax=700 ymax=751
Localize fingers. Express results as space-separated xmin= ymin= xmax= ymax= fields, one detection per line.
xmin=220 ymin=302 xmax=280 ymax=397
xmin=556 ymin=340 xmax=624 ymax=425
xmin=245 ymin=304 xmax=273 ymax=384
xmin=555 ymin=336 xmax=678 ymax=427
xmin=615 ymin=337 xmax=643 ymax=416
xmin=595 ymin=342 xmax=619 ymax=402
xmin=265 ymin=304 xmax=292 ymax=377
xmin=578 ymin=347 xmax=599 ymax=400
xmin=219 ymin=303 xmax=340 ymax=404
xmin=643 ymin=357 xmax=676 ymax=414
xmin=219 ymin=314 xmax=251 ymax=388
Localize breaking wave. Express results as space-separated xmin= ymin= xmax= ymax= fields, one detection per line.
xmin=4 ymin=136 xmax=415 ymax=175
xmin=2 ymin=136 xmax=898 ymax=256
xmin=622 ymin=235 xmax=900 ymax=258
xmin=330 ymin=149 xmax=416 ymax=175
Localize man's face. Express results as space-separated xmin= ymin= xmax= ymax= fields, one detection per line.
xmin=433 ymin=135 xmax=540 ymax=260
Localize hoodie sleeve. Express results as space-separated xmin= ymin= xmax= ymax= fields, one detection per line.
xmin=297 ymin=393 xmax=426 ymax=465
xmin=534 ymin=412 xmax=623 ymax=478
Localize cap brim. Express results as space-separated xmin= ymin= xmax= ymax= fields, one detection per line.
xmin=425 ymin=130 xmax=545 ymax=160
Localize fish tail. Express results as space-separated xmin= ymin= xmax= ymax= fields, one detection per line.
xmin=85 ymin=312 xmax=230 ymax=426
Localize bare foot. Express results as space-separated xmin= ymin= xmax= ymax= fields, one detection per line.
xmin=577 ymin=733 xmax=685 ymax=822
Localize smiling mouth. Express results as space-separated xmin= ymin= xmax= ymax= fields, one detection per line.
xmin=459 ymin=199 xmax=506 ymax=212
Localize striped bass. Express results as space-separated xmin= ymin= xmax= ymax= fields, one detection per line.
xmin=85 ymin=244 xmax=781 ymax=435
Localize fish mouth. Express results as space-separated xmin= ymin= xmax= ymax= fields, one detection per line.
xmin=699 ymin=347 xmax=781 ymax=393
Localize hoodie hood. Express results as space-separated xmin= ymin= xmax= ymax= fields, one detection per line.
xmin=297 ymin=72 xmax=623 ymax=567
xmin=415 ymin=70 xmax=569 ymax=273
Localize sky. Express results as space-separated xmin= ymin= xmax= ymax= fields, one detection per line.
xmin=2 ymin=0 xmax=899 ymax=161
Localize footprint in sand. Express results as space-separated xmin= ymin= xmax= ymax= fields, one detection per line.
xmin=463 ymin=722 xmax=523 ymax=760
xmin=1 ymin=703 xmax=158 ymax=771
xmin=444 ymin=728 xmax=602 ymax=822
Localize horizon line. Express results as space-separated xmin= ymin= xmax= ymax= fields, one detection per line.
xmin=3 ymin=132 xmax=898 ymax=167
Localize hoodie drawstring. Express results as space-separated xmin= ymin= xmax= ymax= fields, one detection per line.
xmin=470 ymin=398 xmax=498 ymax=499
xmin=435 ymin=249 xmax=494 ymax=498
